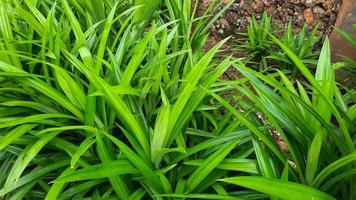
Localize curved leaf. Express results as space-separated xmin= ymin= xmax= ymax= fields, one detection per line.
xmin=221 ymin=176 xmax=335 ymax=200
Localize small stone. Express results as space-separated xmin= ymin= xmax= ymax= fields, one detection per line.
xmin=303 ymin=8 xmax=314 ymax=25
xmin=251 ymin=0 xmax=264 ymax=13
xmin=322 ymin=0 xmax=333 ymax=11
xmin=217 ymin=18 xmax=230 ymax=29
xmin=287 ymin=8 xmax=294 ymax=15
xmin=304 ymin=0 xmax=315 ymax=6
xmin=293 ymin=27 xmax=301 ymax=34
xmin=266 ymin=5 xmax=276 ymax=15
xmin=313 ymin=6 xmax=327 ymax=17
xmin=303 ymin=0 xmax=323 ymax=6
xmin=287 ymin=0 xmax=302 ymax=4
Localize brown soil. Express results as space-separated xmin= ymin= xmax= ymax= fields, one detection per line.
xmin=201 ymin=0 xmax=342 ymax=40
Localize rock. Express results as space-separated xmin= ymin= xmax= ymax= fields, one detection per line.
xmin=288 ymin=0 xmax=302 ymax=4
xmin=217 ymin=18 xmax=230 ymax=29
xmin=322 ymin=0 xmax=334 ymax=11
xmin=303 ymin=0 xmax=324 ymax=6
xmin=293 ymin=27 xmax=301 ymax=34
xmin=303 ymin=8 xmax=314 ymax=25
xmin=287 ymin=8 xmax=294 ymax=15
xmin=304 ymin=0 xmax=315 ymax=6
xmin=266 ymin=5 xmax=276 ymax=15
xmin=251 ymin=0 xmax=264 ymax=13
xmin=330 ymin=0 xmax=356 ymax=60
xmin=313 ymin=6 xmax=327 ymax=18
xmin=201 ymin=0 xmax=213 ymax=7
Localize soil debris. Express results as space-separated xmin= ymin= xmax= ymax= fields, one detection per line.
xmin=199 ymin=0 xmax=342 ymax=39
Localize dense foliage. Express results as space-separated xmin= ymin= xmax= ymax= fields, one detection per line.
xmin=0 ymin=0 xmax=355 ymax=199
xmin=239 ymin=12 xmax=321 ymax=77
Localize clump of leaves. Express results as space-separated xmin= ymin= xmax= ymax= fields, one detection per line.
xmin=224 ymin=36 xmax=356 ymax=200
xmin=239 ymin=13 xmax=320 ymax=77
xmin=0 ymin=0 xmax=355 ymax=199
xmin=238 ymin=12 xmax=277 ymax=68
xmin=0 ymin=0 xmax=251 ymax=199
xmin=268 ymin=22 xmax=320 ymax=77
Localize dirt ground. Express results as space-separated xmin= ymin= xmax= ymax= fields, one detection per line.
xmin=201 ymin=0 xmax=343 ymax=41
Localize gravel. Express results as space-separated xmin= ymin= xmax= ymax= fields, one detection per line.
xmin=202 ymin=0 xmax=343 ymax=39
